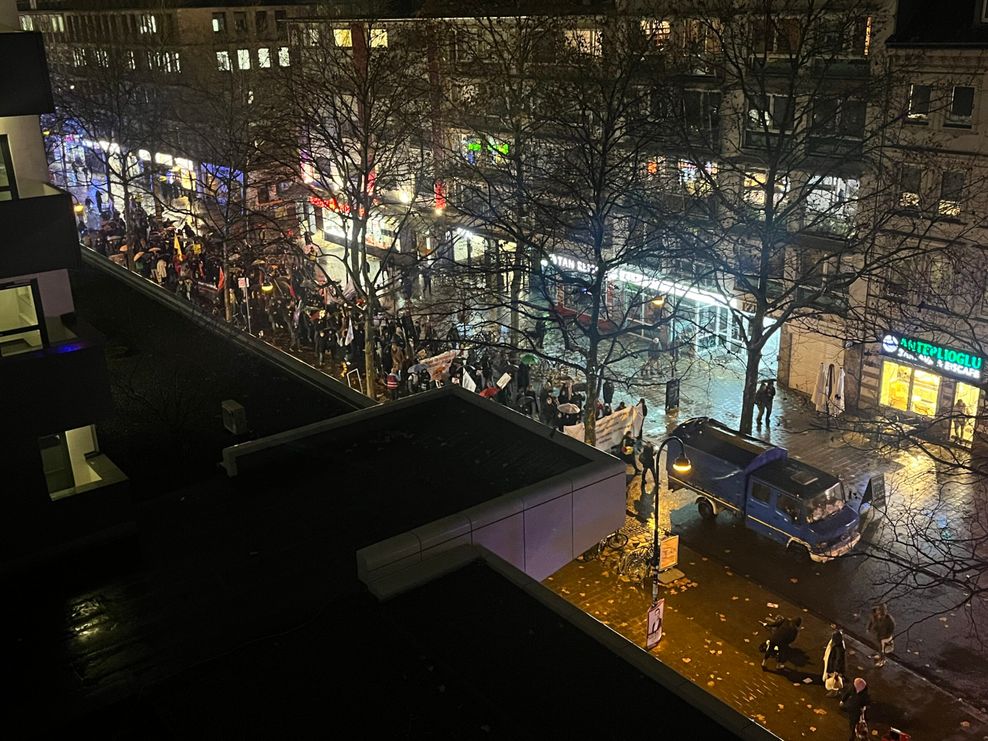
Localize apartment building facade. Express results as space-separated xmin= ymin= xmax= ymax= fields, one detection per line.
xmin=1 ymin=0 xmax=123 ymax=548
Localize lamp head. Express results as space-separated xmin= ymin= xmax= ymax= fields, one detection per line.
xmin=672 ymin=455 xmax=692 ymax=474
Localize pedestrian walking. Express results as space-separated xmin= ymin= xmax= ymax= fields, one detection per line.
xmin=638 ymin=441 xmax=656 ymax=498
xmin=822 ymin=626 xmax=847 ymax=696
xmin=637 ymin=397 xmax=648 ymax=440
xmin=619 ymin=431 xmax=639 ymax=474
xmin=839 ymin=677 xmax=870 ymax=740
xmin=953 ymin=396 xmax=969 ymax=441
xmin=602 ymin=378 xmax=614 ymax=406
xmin=867 ymin=603 xmax=895 ymax=667
xmin=760 ymin=615 xmax=801 ymax=670
xmin=756 ymin=379 xmax=777 ymax=426
xmin=644 ymin=337 xmax=662 ymax=376
xmin=754 ymin=381 xmax=768 ymax=426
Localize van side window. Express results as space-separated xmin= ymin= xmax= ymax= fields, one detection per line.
xmin=751 ymin=481 xmax=771 ymax=503
xmin=777 ymin=495 xmax=803 ymax=523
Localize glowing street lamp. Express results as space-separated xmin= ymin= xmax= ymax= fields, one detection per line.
xmin=651 ymin=436 xmax=691 ymax=603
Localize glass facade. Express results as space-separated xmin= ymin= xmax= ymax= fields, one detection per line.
xmin=879 ymin=360 xmax=940 ymax=417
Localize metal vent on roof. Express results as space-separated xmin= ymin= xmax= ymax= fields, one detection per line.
xmin=791 ymin=469 xmax=819 ymax=486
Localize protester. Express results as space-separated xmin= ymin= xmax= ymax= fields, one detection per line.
xmin=867 ymin=603 xmax=895 ymax=667
xmin=619 ymin=431 xmax=639 ymax=474
xmin=839 ymin=677 xmax=870 ymax=740
xmin=602 ymin=378 xmax=614 ymax=406
xmin=638 ymin=441 xmax=656 ymax=498
xmin=637 ymin=397 xmax=648 ymax=440
xmin=761 ymin=615 xmax=801 ymax=670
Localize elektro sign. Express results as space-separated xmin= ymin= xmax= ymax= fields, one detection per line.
xmin=880 ymin=333 xmax=984 ymax=383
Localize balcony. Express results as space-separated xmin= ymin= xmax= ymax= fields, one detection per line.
xmin=0 ymin=30 xmax=54 ymax=116
xmin=0 ymin=319 xmax=112 ymax=436
xmin=0 ymin=179 xmax=80 ymax=279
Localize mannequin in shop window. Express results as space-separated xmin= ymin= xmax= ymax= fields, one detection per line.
xmin=953 ymin=397 xmax=969 ymax=441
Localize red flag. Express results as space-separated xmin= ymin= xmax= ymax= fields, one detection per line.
xmin=217 ymin=266 xmax=225 ymax=291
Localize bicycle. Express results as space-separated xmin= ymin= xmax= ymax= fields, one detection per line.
xmin=577 ymin=530 xmax=629 ymax=562
xmin=618 ymin=542 xmax=654 ymax=583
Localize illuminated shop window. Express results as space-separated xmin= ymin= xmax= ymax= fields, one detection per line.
xmin=880 ymin=361 xmax=940 ymax=417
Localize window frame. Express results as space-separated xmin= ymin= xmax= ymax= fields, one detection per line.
xmin=0 ymin=279 xmax=48 ymax=354
xmin=216 ymin=50 xmax=231 ymax=71
xmin=237 ymin=48 xmax=251 ymax=70
xmin=939 ymin=170 xmax=966 ymax=217
xmin=211 ymin=12 xmax=226 ymax=34
xmin=0 ymin=135 xmax=18 ymax=200
xmin=945 ymin=85 xmax=976 ymax=129
xmin=906 ymin=83 xmax=931 ymax=124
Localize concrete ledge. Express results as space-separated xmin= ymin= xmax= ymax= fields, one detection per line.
xmin=81 ymin=249 xmax=372 ymax=414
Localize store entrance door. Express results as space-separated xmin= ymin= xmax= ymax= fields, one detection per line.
xmin=951 ymin=382 xmax=980 ymax=445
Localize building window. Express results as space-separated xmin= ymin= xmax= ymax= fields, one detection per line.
xmin=946 ymin=86 xmax=975 ymax=128
xmin=684 ymin=90 xmax=720 ymax=136
xmin=126 ymin=49 xmax=136 ymax=70
xmin=743 ymin=170 xmax=788 ymax=212
xmin=939 ymin=170 xmax=966 ymax=217
xmin=641 ymin=18 xmax=670 ymax=47
xmin=212 ymin=12 xmax=226 ymax=34
xmin=0 ymin=281 xmax=45 ymax=356
xmin=234 ymin=12 xmax=247 ymax=35
xmin=907 ymin=84 xmax=931 ymax=124
xmin=237 ymin=48 xmax=251 ymax=70
xmin=278 ymin=46 xmax=290 ymax=67
xmin=216 ymin=50 xmax=231 ymax=71
xmin=258 ymin=48 xmax=271 ymax=68
xmin=0 ymin=135 xmax=17 ymax=201
xmin=94 ymin=48 xmax=109 ymax=67
xmin=19 ymin=16 xmax=33 ymax=31
xmin=139 ymin=14 xmax=156 ymax=34
xmin=679 ymin=160 xmax=716 ymax=196
xmin=370 ymin=28 xmax=388 ymax=47
xmin=256 ymin=11 xmax=268 ymax=34
xmin=806 ymin=175 xmax=859 ymax=234
xmin=564 ymin=28 xmax=602 ymax=56
xmin=275 ymin=10 xmax=287 ymax=38
xmin=880 ymin=361 xmax=940 ymax=417
xmin=333 ymin=28 xmax=352 ymax=47
xmin=897 ymin=164 xmax=922 ymax=209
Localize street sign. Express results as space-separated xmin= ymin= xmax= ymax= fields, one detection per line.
xmin=865 ymin=474 xmax=886 ymax=510
xmin=238 ymin=277 xmax=248 ymax=289
xmin=659 ymin=534 xmax=679 ymax=571
xmin=646 ymin=598 xmax=665 ymax=649
xmin=665 ymin=379 xmax=680 ymax=412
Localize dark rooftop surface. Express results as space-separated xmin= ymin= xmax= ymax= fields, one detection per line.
xmin=238 ymin=391 xmax=590 ymax=549
xmin=754 ymin=458 xmax=841 ymax=499
xmin=889 ymin=0 xmax=988 ymax=46
xmin=672 ymin=417 xmax=779 ymax=470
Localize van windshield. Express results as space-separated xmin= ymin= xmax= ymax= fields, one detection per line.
xmin=806 ymin=483 xmax=844 ymax=523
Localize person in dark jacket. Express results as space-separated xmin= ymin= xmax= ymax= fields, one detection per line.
xmin=638 ymin=441 xmax=656 ymax=497
xmin=637 ymin=397 xmax=648 ymax=440
xmin=619 ymin=432 xmax=639 ymax=473
xmin=761 ymin=616 xmax=801 ymax=669
xmin=839 ymin=677 xmax=870 ymax=740
xmin=602 ymin=379 xmax=615 ymax=406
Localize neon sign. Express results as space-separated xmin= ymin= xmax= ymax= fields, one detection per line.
xmin=880 ymin=333 xmax=984 ymax=382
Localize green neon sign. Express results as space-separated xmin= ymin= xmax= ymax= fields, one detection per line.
xmin=881 ymin=333 xmax=984 ymax=382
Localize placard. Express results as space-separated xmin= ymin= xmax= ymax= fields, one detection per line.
xmin=659 ymin=535 xmax=679 ymax=572
xmin=864 ymin=474 xmax=886 ymax=510
xmin=646 ymin=598 xmax=665 ymax=649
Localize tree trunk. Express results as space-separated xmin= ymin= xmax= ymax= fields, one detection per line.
xmin=738 ymin=314 xmax=766 ymax=435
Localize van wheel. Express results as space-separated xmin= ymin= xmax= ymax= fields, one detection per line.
xmin=697 ymin=499 xmax=716 ymax=521
xmin=787 ymin=543 xmax=811 ymax=564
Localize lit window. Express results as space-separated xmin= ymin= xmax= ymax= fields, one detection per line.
xmin=907 ymin=84 xmax=931 ymax=124
xmin=880 ymin=362 xmax=940 ymax=417
xmin=946 ymin=86 xmax=975 ymax=128
xmin=898 ymin=164 xmax=922 ymax=209
xmin=0 ymin=282 xmax=45 ymax=356
xmin=564 ymin=28 xmax=602 ymax=56
xmin=679 ymin=160 xmax=716 ymax=196
xmin=126 ymin=50 xmax=135 ymax=70
xmin=216 ymin=50 xmax=231 ymax=71
xmin=806 ymin=176 xmax=859 ymax=234
xmin=278 ymin=46 xmax=290 ymax=67
xmin=743 ymin=170 xmax=788 ymax=211
xmin=20 ymin=16 xmax=33 ymax=31
xmin=212 ymin=12 xmax=226 ymax=34
xmin=334 ymin=29 xmax=352 ymax=47
xmin=640 ymin=19 xmax=670 ymax=46
xmin=258 ymin=48 xmax=271 ymax=68
xmin=237 ymin=48 xmax=251 ymax=70
xmin=370 ymin=28 xmax=388 ymax=47
xmin=139 ymin=14 xmax=156 ymax=34
xmin=939 ymin=170 xmax=966 ymax=216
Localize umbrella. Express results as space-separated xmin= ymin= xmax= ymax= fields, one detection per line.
xmin=134 ymin=251 xmax=146 ymax=259
xmin=519 ymin=353 xmax=539 ymax=365
xmin=558 ymin=402 xmax=580 ymax=414
xmin=118 ymin=245 xmax=129 ymax=252
xmin=479 ymin=387 xmax=499 ymax=398
xmin=149 ymin=247 xmax=162 ymax=252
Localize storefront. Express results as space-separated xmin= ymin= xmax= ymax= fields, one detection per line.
xmin=874 ymin=332 xmax=986 ymax=447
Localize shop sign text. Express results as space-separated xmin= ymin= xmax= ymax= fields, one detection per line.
xmin=880 ymin=333 xmax=984 ymax=382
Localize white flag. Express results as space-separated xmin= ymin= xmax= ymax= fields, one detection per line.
xmin=461 ymin=369 xmax=477 ymax=392
xmin=345 ymin=318 xmax=354 ymax=346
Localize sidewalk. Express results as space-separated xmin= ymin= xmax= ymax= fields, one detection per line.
xmin=545 ymin=514 xmax=988 ymax=740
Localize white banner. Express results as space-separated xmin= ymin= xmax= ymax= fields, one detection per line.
xmin=461 ymin=369 xmax=477 ymax=392
xmin=421 ymin=350 xmax=458 ymax=381
xmin=563 ymin=401 xmax=642 ymax=450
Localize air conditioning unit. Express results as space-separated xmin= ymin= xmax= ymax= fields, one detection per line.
xmin=221 ymin=399 xmax=247 ymax=435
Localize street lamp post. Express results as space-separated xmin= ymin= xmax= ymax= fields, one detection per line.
xmin=650 ymin=435 xmax=692 ymax=604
